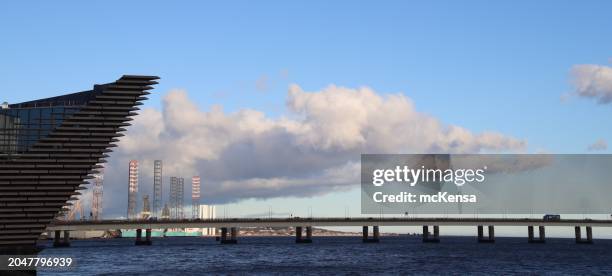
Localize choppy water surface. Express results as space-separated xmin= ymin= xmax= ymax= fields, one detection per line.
xmin=39 ymin=236 xmax=612 ymax=275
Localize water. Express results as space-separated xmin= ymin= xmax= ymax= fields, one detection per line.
xmin=39 ymin=236 xmax=612 ymax=275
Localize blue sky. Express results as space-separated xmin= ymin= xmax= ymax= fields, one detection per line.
xmin=1 ymin=1 xmax=611 ymax=152
xmin=1 ymin=1 xmax=612 ymax=231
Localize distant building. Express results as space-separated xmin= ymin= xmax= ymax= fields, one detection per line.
xmin=185 ymin=204 xmax=216 ymax=235
xmin=199 ymin=205 xmax=216 ymax=236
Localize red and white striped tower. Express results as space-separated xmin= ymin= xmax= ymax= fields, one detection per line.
xmin=127 ymin=160 xmax=139 ymax=220
xmin=91 ymin=166 xmax=104 ymax=220
xmin=192 ymin=176 xmax=201 ymax=219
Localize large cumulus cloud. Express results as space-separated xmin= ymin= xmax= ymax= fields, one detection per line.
xmin=99 ymin=84 xmax=526 ymax=217
xmin=570 ymin=64 xmax=612 ymax=104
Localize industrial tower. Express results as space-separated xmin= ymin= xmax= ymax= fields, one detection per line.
xmin=153 ymin=160 xmax=162 ymax=218
xmin=127 ymin=160 xmax=139 ymax=220
xmin=170 ymin=177 xmax=177 ymax=218
xmin=91 ymin=167 xmax=104 ymax=220
xmin=66 ymin=198 xmax=85 ymax=221
xmin=192 ymin=176 xmax=201 ymax=219
xmin=170 ymin=177 xmax=185 ymax=219
xmin=178 ymin=178 xmax=184 ymax=219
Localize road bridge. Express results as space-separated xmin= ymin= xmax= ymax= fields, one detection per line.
xmin=46 ymin=217 xmax=612 ymax=246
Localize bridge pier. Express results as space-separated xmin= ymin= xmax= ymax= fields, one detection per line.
xmin=477 ymin=225 xmax=495 ymax=243
xmin=220 ymin=227 xmax=238 ymax=244
xmin=53 ymin=230 xmax=70 ymax=247
xmin=528 ymin=226 xmax=545 ymax=243
xmin=135 ymin=229 xmax=152 ymax=245
xmin=362 ymin=226 xmax=380 ymax=243
xmin=295 ymin=226 xmax=313 ymax=243
xmin=575 ymin=226 xmax=593 ymax=244
xmin=422 ymin=226 xmax=440 ymax=243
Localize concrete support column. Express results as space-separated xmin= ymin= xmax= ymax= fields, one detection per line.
xmin=230 ymin=227 xmax=237 ymax=240
xmin=295 ymin=226 xmax=302 ymax=241
xmin=63 ymin=231 xmax=70 ymax=244
xmin=220 ymin=227 xmax=237 ymax=244
xmin=575 ymin=226 xmax=594 ymax=244
xmin=587 ymin=227 xmax=593 ymax=243
xmin=422 ymin=225 xmax=440 ymax=243
xmin=295 ymin=226 xmax=312 ymax=243
xmin=54 ymin=230 xmax=61 ymax=244
xmin=362 ymin=226 xmax=380 ymax=243
xmin=362 ymin=226 xmax=368 ymax=242
xmin=477 ymin=225 xmax=495 ymax=243
xmin=373 ymin=226 xmax=380 ymax=240
xmin=135 ymin=229 xmax=151 ymax=245
xmin=528 ymin=226 xmax=545 ymax=243
xmin=220 ymin=227 xmax=227 ymax=242
xmin=53 ymin=230 xmax=70 ymax=247
xmin=575 ymin=226 xmax=581 ymax=241
xmin=145 ymin=229 xmax=153 ymax=245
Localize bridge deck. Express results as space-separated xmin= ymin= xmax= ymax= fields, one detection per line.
xmin=47 ymin=217 xmax=612 ymax=231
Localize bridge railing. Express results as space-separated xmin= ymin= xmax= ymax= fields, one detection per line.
xmin=49 ymin=217 xmax=611 ymax=225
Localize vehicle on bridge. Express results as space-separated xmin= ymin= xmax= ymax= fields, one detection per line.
xmin=543 ymin=214 xmax=561 ymax=221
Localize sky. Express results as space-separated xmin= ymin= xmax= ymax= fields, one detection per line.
xmin=1 ymin=1 xmax=612 ymax=235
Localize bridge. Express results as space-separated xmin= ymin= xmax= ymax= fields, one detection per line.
xmin=46 ymin=217 xmax=612 ymax=246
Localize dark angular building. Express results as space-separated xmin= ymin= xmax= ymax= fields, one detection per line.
xmin=0 ymin=75 xmax=158 ymax=254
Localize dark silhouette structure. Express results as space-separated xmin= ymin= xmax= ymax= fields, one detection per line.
xmin=0 ymin=75 xmax=158 ymax=254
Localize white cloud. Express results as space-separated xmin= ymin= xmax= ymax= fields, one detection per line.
xmin=587 ymin=139 xmax=608 ymax=151
xmin=570 ymin=64 xmax=612 ymax=104
xmin=286 ymin=84 xmax=526 ymax=153
xmin=100 ymin=84 xmax=527 ymax=216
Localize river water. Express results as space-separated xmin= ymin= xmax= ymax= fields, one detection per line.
xmin=38 ymin=236 xmax=612 ymax=275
